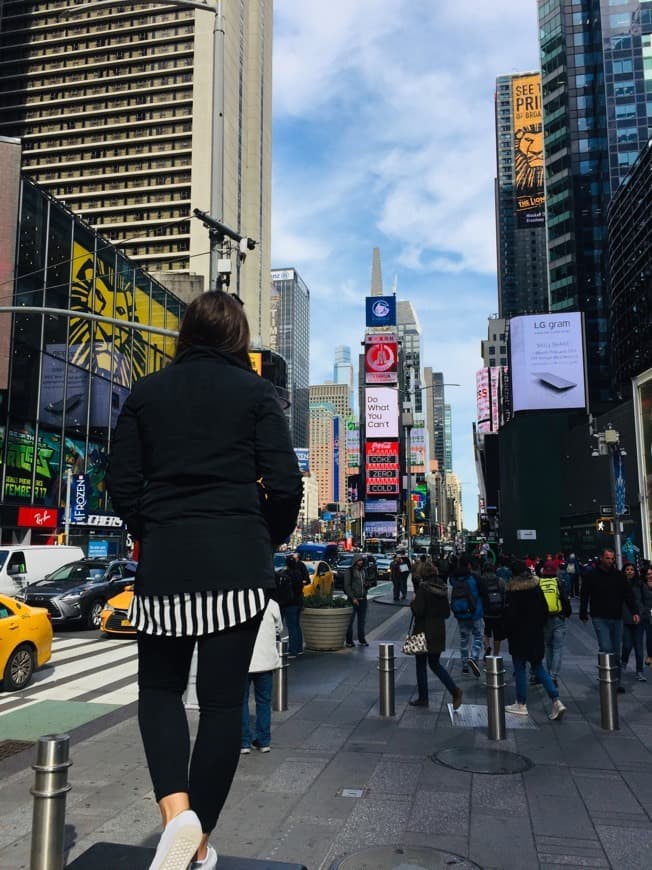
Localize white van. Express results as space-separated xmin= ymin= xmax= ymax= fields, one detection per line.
xmin=0 ymin=546 xmax=85 ymax=596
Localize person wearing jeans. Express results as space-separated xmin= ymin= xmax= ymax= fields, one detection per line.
xmin=541 ymin=570 xmax=572 ymax=686
xmin=242 ymin=599 xmax=283 ymax=753
xmin=503 ymin=561 xmax=567 ymax=721
xmin=621 ymin=563 xmax=646 ymax=681
xmin=580 ymin=548 xmax=638 ymax=693
xmin=344 ymin=557 xmax=369 ymax=646
xmin=458 ymin=619 xmax=485 ymax=674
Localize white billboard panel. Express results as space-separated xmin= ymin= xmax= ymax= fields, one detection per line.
xmin=510 ymin=313 xmax=586 ymax=412
xmin=365 ymin=388 xmax=399 ymax=438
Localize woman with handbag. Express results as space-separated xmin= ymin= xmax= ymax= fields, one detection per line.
xmin=408 ymin=562 xmax=463 ymax=710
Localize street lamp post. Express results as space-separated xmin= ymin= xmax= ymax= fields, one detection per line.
xmin=591 ymin=423 xmax=627 ymax=569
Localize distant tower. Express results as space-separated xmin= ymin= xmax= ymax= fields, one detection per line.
xmin=370 ymin=247 xmax=384 ymax=296
xmin=333 ymin=346 xmax=355 ymax=413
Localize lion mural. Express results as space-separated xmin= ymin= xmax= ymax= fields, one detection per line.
xmin=514 ymin=124 xmax=544 ymax=193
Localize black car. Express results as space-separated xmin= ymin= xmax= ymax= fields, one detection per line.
xmin=333 ymin=553 xmax=378 ymax=591
xmin=19 ymin=558 xmax=138 ymax=629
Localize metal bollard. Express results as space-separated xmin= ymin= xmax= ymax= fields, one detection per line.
xmin=485 ymin=655 xmax=506 ymax=741
xmin=378 ymin=642 xmax=395 ymax=717
xmin=30 ymin=734 xmax=72 ymax=870
xmin=598 ymin=651 xmax=619 ymax=731
xmin=272 ymin=637 xmax=289 ymax=712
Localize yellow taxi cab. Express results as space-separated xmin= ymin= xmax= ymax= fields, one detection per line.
xmin=0 ymin=593 xmax=52 ymax=691
xmin=302 ymin=560 xmax=334 ymax=597
xmin=100 ymin=585 xmax=136 ymax=637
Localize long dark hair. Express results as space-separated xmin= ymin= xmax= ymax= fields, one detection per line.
xmin=175 ymin=290 xmax=251 ymax=368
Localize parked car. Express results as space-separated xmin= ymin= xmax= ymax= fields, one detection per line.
xmin=0 ymin=593 xmax=52 ymax=691
xmin=18 ymin=558 xmax=138 ymax=629
xmin=333 ymin=553 xmax=379 ymax=591
xmin=100 ymin=585 xmax=136 ymax=637
xmin=302 ymin=561 xmax=334 ymax=597
xmin=0 ymin=545 xmax=85 ymax=596
xmin=374 ymin=554 xmax=393 ymax=579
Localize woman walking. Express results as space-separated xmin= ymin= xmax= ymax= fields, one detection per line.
xmin=503 ymin=561 xmax=567 ymax=721
xmin=409 ymin=562 xmax=463 ymax=710
xmin=107 ymin=291 xmax=302 ymax=870
xmin=621 ymin=562 xmax=647 ymax=682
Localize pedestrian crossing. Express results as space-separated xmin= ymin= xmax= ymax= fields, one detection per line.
xmin=0 ymin=634 xmax=139 ymax=718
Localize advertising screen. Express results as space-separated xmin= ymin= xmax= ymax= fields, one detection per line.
xmin=365 ymin=340 xmax=398 ymax=384
xmin=510 ymin=313 xmax=587 ymax=412
xmin=364 ymin=519 xmax=397 ymax=538
xmin=365 ymin=296 xmax=396 ymax=327
xmin=345 ymin=419 xmax=360 ymax=470
xmin=410 ymin=420 xmax=426 ymax=469
xmin=294 ymin=448 xmax=309 ymax=473
xmin=512 ymin=73 xmax=545 ymax=228
xmin=365 ymin=388 xmax=399 ymax=438
xmin=365 ymin=498 xmax=399 ymax=513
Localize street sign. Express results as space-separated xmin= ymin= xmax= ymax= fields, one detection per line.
xmin=599 ymin=505 xmax=629 ymax=516
xmin=517 ymin=529 xmax=537 ymax=540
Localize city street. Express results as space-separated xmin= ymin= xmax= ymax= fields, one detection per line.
xmin=2 ymin=597 xmax=652 ymax=868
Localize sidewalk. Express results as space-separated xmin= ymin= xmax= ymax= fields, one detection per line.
xmin=2 ymin=604 xmax=652 ymax=869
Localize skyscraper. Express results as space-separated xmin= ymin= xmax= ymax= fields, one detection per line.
xmin=309 ymin=383 xmax=350 ymax=509
xmin=333 ymin=346 xmax=355 ymax=412
xmin=424 ymin=369 xmax=445 ymax=472
xmin=537 ymin=0 xmax=652 ymax=404
xmin=270 ymin=268 xmax=310 ymax=448
xmin=0 ymin=2 xmax=273 ymax=338
xmin=494 ymin=72 xmax=549 ymax=318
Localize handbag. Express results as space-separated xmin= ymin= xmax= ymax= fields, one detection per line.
xmin=402 ymin=616 xmax=428 ymax=655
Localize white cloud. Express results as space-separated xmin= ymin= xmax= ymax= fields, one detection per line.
xmin=272 ymin=1 xmax=540 ymax=517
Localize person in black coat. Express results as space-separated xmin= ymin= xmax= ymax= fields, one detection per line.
xmin=503 ymin=561 xmax=567 ymax=721
xmin=409 ymin=563 xmax=463 ymax=709
xmin=107 ymin=290 xmax=302 ymax=870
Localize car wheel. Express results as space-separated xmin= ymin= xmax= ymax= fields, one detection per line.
xmin=86 ymin=600 xmax=105 ymax=630
xmin=4 ymin=644 xmax=34 ymax=691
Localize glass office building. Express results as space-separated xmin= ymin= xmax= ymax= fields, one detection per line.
xmin=537 ymin=0 xmax=652 ymax=405
xmin=0 ymin=172 xmax=185 ymax=544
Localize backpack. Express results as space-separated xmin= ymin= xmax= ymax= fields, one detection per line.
xmin=274 ymin=570 xmax=294 ymax=608
xmin=539 ymin=577 xmax=562 ymax=615
xmin=484 ymin=577 xmax=505 ymax=618
xmin=450 ymin=575 xmax=478 ymax=620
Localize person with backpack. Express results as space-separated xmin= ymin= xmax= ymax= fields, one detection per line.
xmin=344 ymin=556 xmax=370 ymax=647
xmin=449 ymin=555 xmax=484 ymax=677
xmin=277 ymin=554 xmax=307 ymax=658
xmin=539 ymin=563 xmax=572 ymax=687
xmin=481 ymin=566 xmax=507 ymax=658
xmin=409 ymin=562 xmax=463 ymax=710
xmin=503 ymin=561 xmax=567 ymax=720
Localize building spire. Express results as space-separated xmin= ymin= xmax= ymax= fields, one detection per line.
xmin=370 ymin=246 xmax=383 ymax=297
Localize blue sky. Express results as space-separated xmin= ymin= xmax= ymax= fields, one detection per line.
xmin=271 ymin=1 xmax=540 ymax=522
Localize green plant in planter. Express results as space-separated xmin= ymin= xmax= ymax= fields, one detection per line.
xmin=303 ymin=593 xmax=350 ymax=609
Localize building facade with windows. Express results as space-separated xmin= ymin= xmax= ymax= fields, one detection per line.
xmin=0 ymin=1 xmax=273 ymax=340
xmin=270 ymin=268 xmax=310 ymax=448
xmin=494 ymin=73 xmax=549 ymax=319
xmin=537 ymin=0 xmax=652 ymax=404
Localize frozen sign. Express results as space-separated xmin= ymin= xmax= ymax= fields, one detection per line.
xmin=365 ymin=388 xmax=398 ymax=438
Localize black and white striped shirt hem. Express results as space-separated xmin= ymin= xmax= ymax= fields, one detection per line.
xmin=128 ymin=589 xmax=267 ymax=637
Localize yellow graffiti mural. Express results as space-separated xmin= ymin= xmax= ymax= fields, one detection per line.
xmin=70 ymin=242 xmax=180 ymax=385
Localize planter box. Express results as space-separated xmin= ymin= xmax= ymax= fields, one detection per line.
xmin=300 ymin=605 xmax=353 ymax=651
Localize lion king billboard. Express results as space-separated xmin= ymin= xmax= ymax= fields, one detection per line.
xmin=512 ymin=73 xmax=545 ymax=228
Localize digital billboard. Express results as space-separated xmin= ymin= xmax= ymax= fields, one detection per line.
xmin=410 ymin=419 xmax=426 ymax=469
xmin=365 ymin=440 xmax=400 ymax=496
xmin=512 ymin=73 xmax=544 ymax=228
xmin=365 ymin=388 xmax=399 ymax=438
xmin=364 ymin=519 xmax=397 ymax=538
xmin=365 ymin=339 xmax=398 ymax=385
xmin=365 ymin=296 xmax=396 ymax=327
xmin=510 ymin=313 xmax=587 ymax=412
xmin=365 ymin=498 xmax=399 ymax=513
xmin=294 ymin=448 xmax=309 ymax=473
xmin=345 ymin=418 xmax=360 ymax=470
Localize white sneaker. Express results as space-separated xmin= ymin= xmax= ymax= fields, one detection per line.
xmin=636 ymin=672 xmax=647 ymax=682
xmin=549 ymin=699 xmax=566 ymax=721
xmin=505 ymin=702 xmax=528 ymax=716
xmin=191 ymin=844 xmax=218 ymax=870
xmin=149 ymin=810 xmax=203 ymax=870
xmin=240 ymin=747 xmax=251 ymax=755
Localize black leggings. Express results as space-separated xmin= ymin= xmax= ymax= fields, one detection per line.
xmin=137 ymin=616 xmax=261 ymax=832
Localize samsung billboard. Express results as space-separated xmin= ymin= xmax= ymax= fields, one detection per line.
xmin=510 ymin=313 xmax=587 ymax=412
xmin=365 ymin=388 xmax=399 ymax=438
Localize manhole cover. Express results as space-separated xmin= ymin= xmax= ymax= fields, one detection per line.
xmin=331 ymin=845 xmax=481 ymax=869
xmin=0 ymin=739 xmax=34 ymax=761
xmin=434 ymin=747 xmax=533 ymax=775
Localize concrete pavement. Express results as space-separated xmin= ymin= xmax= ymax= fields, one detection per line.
xmin=2 ymin=598 xmax=652 ymax=869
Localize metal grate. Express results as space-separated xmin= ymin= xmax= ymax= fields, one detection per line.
xmin=0 ymin=739 xmax=35 ymax=761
